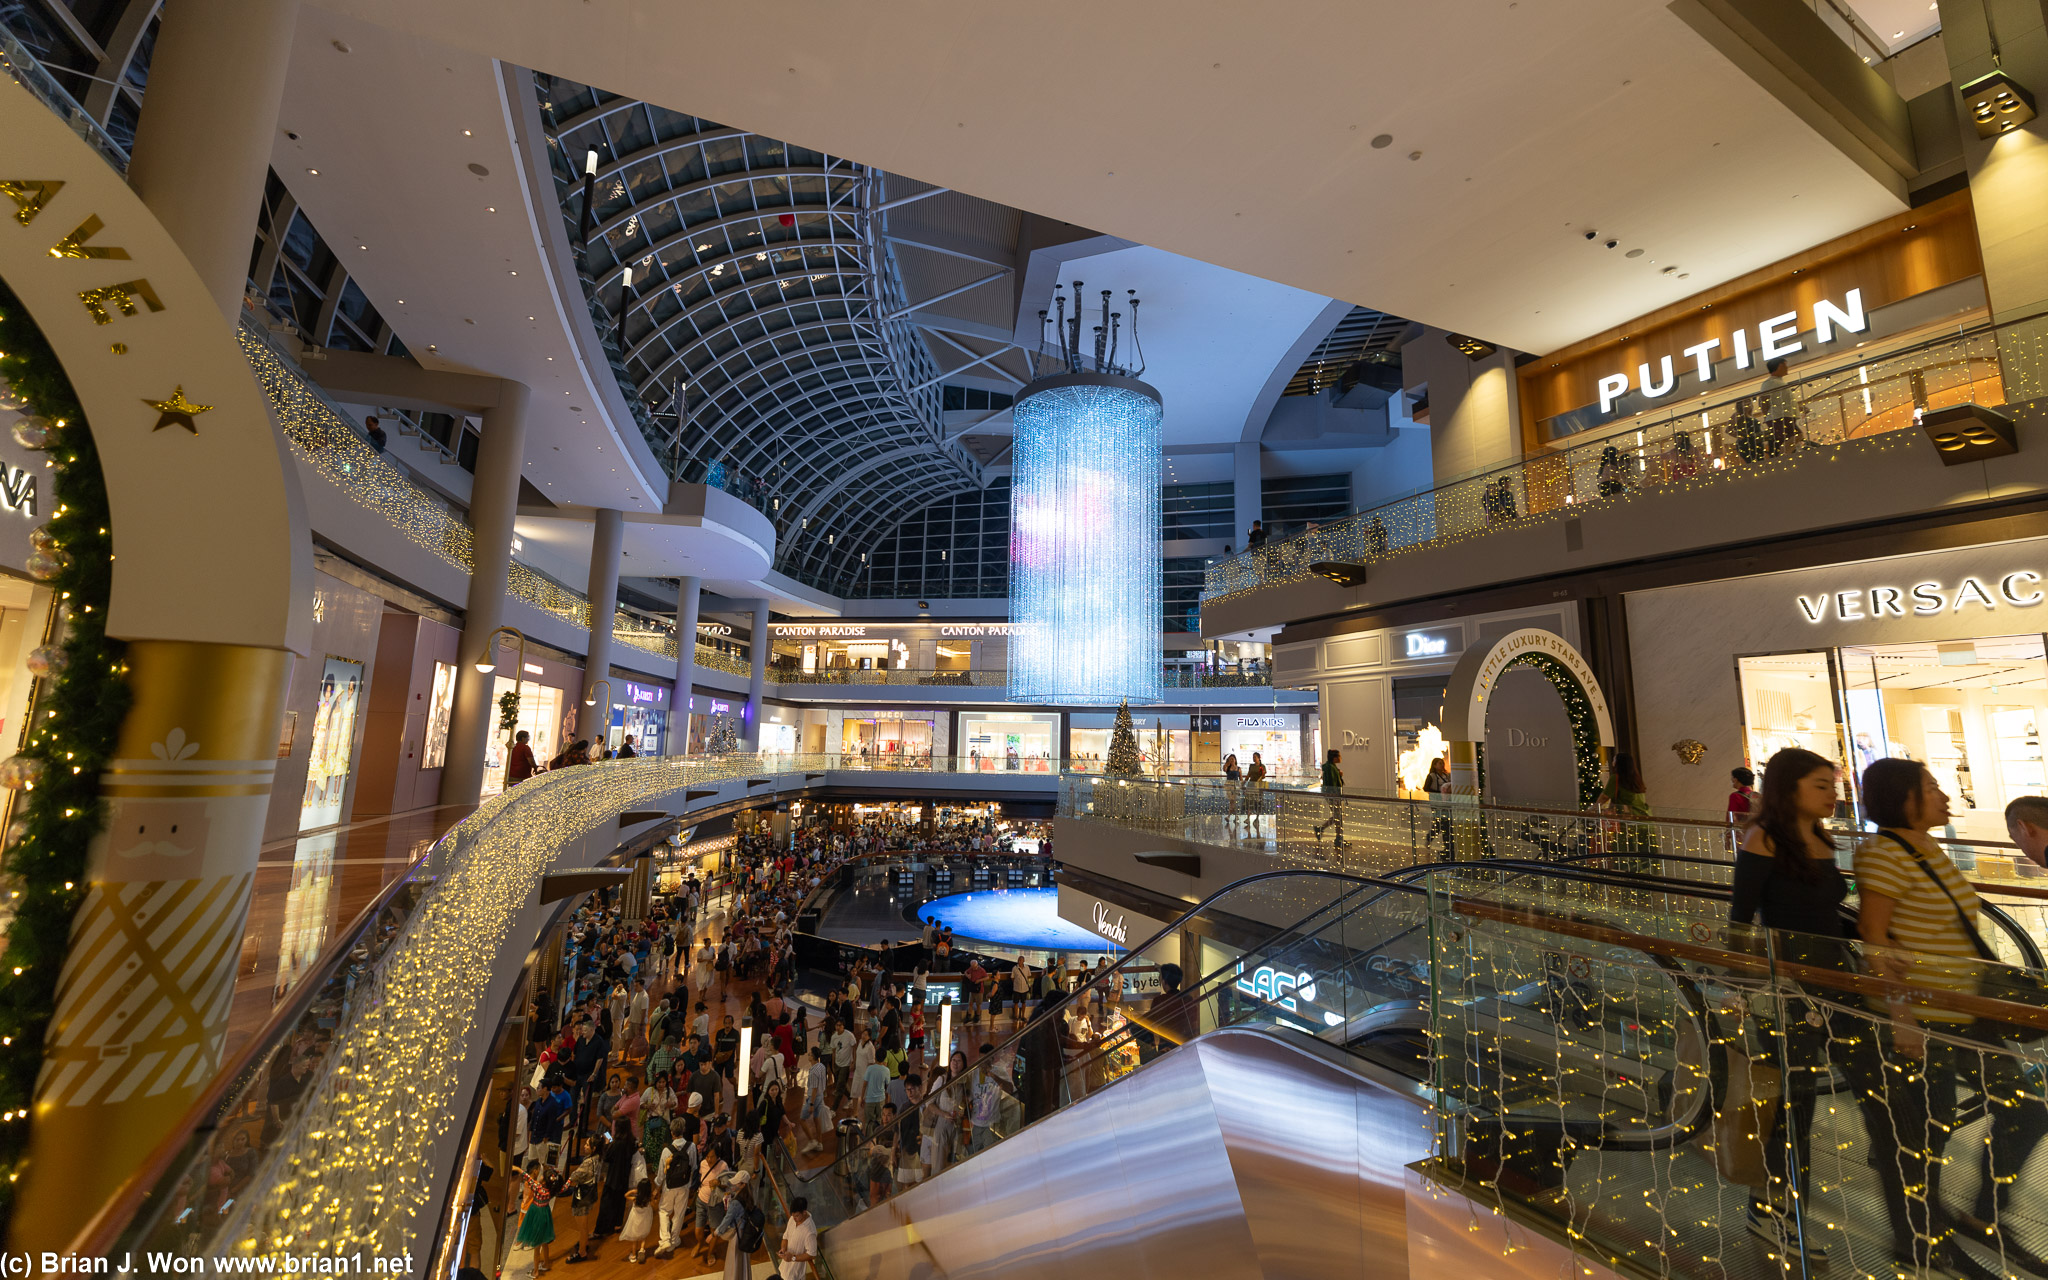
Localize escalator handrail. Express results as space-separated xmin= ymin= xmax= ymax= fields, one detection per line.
xmin=1449 ymin=893 xmax=2048 ymax=1033
xmin=792 ymin=867 xmax=1414 ymax=1192
xmin=796 ymin=858 xmax=1762 ymax=1197
xmin=1547 ymin=851 xmax=2048 ymax=970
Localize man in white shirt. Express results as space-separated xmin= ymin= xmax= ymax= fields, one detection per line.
xmin=1009 ymin=957 xmax=1033 ymax=1018
xmin=851 ymin=1028 xmax=877 ymax=1095
xmin=778 ymin=1198 xmax=817 ymax=1280
xmin=628 ymin=980 xmax=650 ymax=1048
xmin=830 ymin=1024 xmax=856 ymax=1098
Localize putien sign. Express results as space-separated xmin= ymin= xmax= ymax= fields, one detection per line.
xmin=1596 ymin=288 xmax=1868 ymax=414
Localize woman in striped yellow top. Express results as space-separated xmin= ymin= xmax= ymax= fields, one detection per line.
xmin=1855 ymin=757 xmax=2048 ymax=1255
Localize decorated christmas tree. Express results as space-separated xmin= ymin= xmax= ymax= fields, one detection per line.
xmin=706 ymin=712 xmax=741 ymax=754
xmin=1105 ymin=699 xmax=1142 ymax=776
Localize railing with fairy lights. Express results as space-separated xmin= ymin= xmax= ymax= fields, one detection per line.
xmin=1204 ymin=312 xmax=2048 ymax=605
xmin=1422 ymin=865 xmax=2048 ymax=1280
xmin=62 ymin=753 xmax=2048 ymax=1280
xmin=239 ymin=319 xmax=757 ymax=678
xmin=61 ymin=754 xmax=1170 ymax=1268
xmin=1059 ymin=775 xmax=2048 ymax=936
xmin=762 ymin=664 xmax=1275 ymax=689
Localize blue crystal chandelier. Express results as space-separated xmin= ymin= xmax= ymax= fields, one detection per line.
xmin=1009 ymin=283 xmax=1162 ymax=705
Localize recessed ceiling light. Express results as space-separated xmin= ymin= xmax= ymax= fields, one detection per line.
xmin=487 ymin=206 xmax=496 ymax=213
xmin=359 ymin=245 xmax=367 ymax=250
xmin=509 ymin=270 xmax=518 ymax=276
xmin=463 ymin=129 xmax=473 ymax=136
xmin=397 ymin=299 xmax=404 ymax=304
xmin=307 ymin=168 xmax=319 ymax=175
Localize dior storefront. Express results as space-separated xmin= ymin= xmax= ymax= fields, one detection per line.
xmin=1273 ymin=603 xmax=1587 ymax=798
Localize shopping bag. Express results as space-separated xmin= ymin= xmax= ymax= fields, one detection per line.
xmin=1703 ymin=1049 xmax=1780 ymax=1188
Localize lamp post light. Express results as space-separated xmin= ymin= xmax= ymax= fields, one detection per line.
xmin=584 ymin=678 xmax=613 ymax=755
xmin=473 ymin=624 xmax=529 ymax=740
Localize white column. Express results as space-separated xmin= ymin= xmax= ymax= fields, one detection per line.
xmin=669 ymin=575 xmax=701 ymax=756
xmin=580 ymin=508 xmax=625 ymax=743
xmin=126 ymin=0 xmax=302 ymax=323
xmin=745 ymin=599 xmax=770 ymax=750
xmin=1232 ymin=441 xmax=1261 ymax=549
xmin=444 ymin=383 xmax=530 ymax=804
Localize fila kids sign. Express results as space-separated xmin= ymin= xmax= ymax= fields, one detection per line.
xmin=1597 ymin=289 xmax=1869 ymax=414
xmin=1797 ymin=572 xmax=2045 ymax=622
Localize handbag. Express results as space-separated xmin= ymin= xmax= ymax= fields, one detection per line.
xmin=1704 ymin=1047 xmax=1780 ymax=1188
xmin=1886 ymin=833 xmax=2048 ymax=1044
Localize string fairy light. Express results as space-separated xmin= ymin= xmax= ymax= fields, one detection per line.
xmin=1203 ymin=322 xmax=2046 ymax=607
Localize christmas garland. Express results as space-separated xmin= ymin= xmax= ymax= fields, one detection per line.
xmin=0 ymin=276 xmax=130 ymax=1231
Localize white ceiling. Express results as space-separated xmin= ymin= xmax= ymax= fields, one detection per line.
xmin=310 ymin=0 xmax=1908 ymax=354
xmin=275 ymin=11 xmax=664 ymax=514
xmin=1846 ymin=0 xmax=1942 ymax=54
xmin=1031 ymin=244 xmax=1337 ymax=447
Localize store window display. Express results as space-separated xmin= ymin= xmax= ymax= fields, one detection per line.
xmin=480 ymin=678 xmax=565 ymax=796
xmin=841 ymin=712 xmax=935 ymax=764
xmin=1737 ymin=636 xmax=2048 ymax=843
xmin=960 ymin=712 xmax=1057 ymax=771
xmin=299 ymin=658 xmax=364 ymax=831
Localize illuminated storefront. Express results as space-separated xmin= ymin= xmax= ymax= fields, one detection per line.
xmin=959 ymin=710 xmax=1059 ymax=771
xmin=770 ymin=620 xmax=1011 ymax=674
xmin=830 ymin=707 xmax=946 ymax=763
xmin=1629 ymin=535 xmax=2048 ymax=846
xmin=606 ymin=677 xmax=669 ymax=756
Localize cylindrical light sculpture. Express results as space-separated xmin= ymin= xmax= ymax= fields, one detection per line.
xmin=1008 ymin=371 xmax=1164 ymax=705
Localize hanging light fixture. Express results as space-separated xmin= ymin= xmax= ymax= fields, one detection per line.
xmin=1009 ymin=282 xmax=1162 ymax=705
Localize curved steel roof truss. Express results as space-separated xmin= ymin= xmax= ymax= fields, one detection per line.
xmin=538 ymin=76 xmax=980 ymax=590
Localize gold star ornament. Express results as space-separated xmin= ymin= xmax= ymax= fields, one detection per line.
xmin=142 ymin=385 xmax=212 ymax=433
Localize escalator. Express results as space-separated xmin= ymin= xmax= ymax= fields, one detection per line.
xmin=788 ymin=862 xmax=1740 ymax=1280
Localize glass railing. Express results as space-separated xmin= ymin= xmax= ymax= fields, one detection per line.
xmin=1205 ymin=312 xmax=2048 ymax=605
xmin=676 ymin=458 xmax=777 ymax=521
xmin=1064 ymin=778 xmax=2048 ymax=962
xmin=789 ymin=867 xmax=1437 ymax=1234
xmin=764 ymin=665 xmax=1275 ymax=689
xmin=63 ymin=755 xmax=1242 ymax=1265
xmin=1424 ymin=864 xmax=2048 ymax=1280
xmin=1 ymin=27 xmax=129 ymax=173
xmin=239 ymin=319 xmax=764 ymax=680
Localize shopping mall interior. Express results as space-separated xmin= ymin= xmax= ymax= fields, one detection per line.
xmin=10 ymin=0 xmax=2048 ymax=1277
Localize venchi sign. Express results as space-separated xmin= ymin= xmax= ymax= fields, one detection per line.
xmin=1797 ymin=573 xmax=2044 ymax=621
xmin=1597 ymin=289 xmax=1868 ymax=414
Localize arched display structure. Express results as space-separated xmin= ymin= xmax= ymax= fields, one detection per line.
xmin=1440 ymin=628 xmax=1614 ymax=807
xmin=1 ymin=77 xmax=309 ymax=1248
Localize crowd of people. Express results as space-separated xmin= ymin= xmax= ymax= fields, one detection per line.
xmin=472 ymin=813 xmax=1064 ymax=1280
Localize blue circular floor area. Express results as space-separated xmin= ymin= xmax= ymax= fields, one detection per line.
xmin=915 ymin=887 xmax=1119 ymax=952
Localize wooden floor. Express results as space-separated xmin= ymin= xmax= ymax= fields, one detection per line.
xmin=471 ymin=895 xmax=1029 ymax=1280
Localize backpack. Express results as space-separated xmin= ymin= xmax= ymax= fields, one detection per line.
xmin=664 ymin=1143 xmax=695 ymax=1190
xmin=737 ymin=1204 xmax=766 ymax=1254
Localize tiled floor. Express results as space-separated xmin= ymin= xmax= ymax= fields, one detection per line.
xmin=226 ymin=804 xmax=472 ymax=1059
